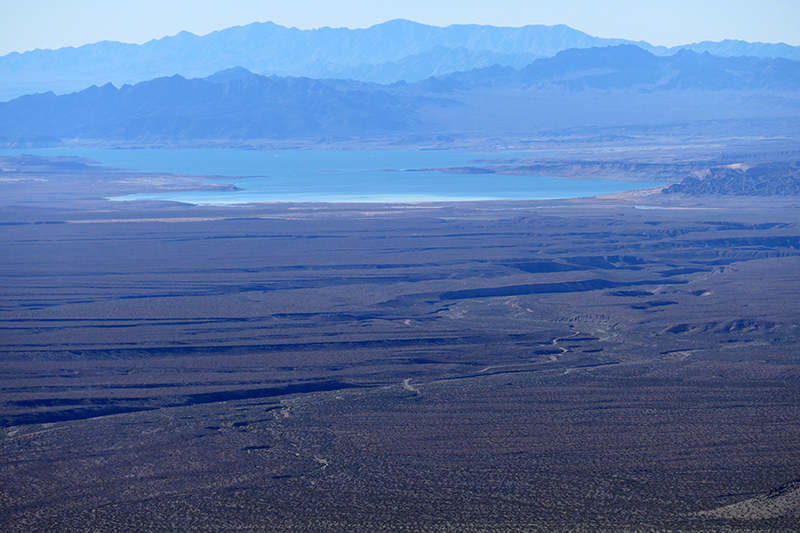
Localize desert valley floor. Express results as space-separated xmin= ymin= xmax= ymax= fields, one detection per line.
xmin=0 ymin=151 xmax=799 ymax=531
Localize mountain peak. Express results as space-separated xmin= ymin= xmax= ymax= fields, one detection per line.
xmin=203 ymin=67 xmax=256 ymax=84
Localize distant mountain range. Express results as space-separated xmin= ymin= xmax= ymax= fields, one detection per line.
xmin=2 ymin=19 xmax=800 ymax=102
xmin=2 ymin=45 xmax=798 ymax=146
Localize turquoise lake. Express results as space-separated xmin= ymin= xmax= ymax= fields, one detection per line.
xmin=0 ymin=148 xmax=665 ymax=204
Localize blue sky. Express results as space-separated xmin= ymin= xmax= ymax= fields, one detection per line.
xmin=1 ymin=0 xmax=798 ymax=56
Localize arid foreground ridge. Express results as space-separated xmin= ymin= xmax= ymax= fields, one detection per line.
xmin=1 ymin=147 xmax=799 ymax=532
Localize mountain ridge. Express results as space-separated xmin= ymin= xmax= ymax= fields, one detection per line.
xmin=2 ymin=19 xmax=799 ymax=102
xmin=2 ymin=45 xmax=798 ymax=146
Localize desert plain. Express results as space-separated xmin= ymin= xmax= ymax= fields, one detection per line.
xmin=1 ymin=136 xmax=799 ymax=532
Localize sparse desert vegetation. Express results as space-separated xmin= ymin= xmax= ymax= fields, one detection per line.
xmin=1 ymin=144 xmax=799 ymax=531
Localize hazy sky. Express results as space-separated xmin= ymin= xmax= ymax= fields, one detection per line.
xmin=1 ymin=0 xmax=799 ymax=56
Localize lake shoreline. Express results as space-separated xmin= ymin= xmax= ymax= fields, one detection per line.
xmin=0 ymin=148 xmax=669 ymax=205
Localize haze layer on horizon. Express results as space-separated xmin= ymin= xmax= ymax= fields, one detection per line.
xmin=1 ymin=0 xmax=799 ymax=57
